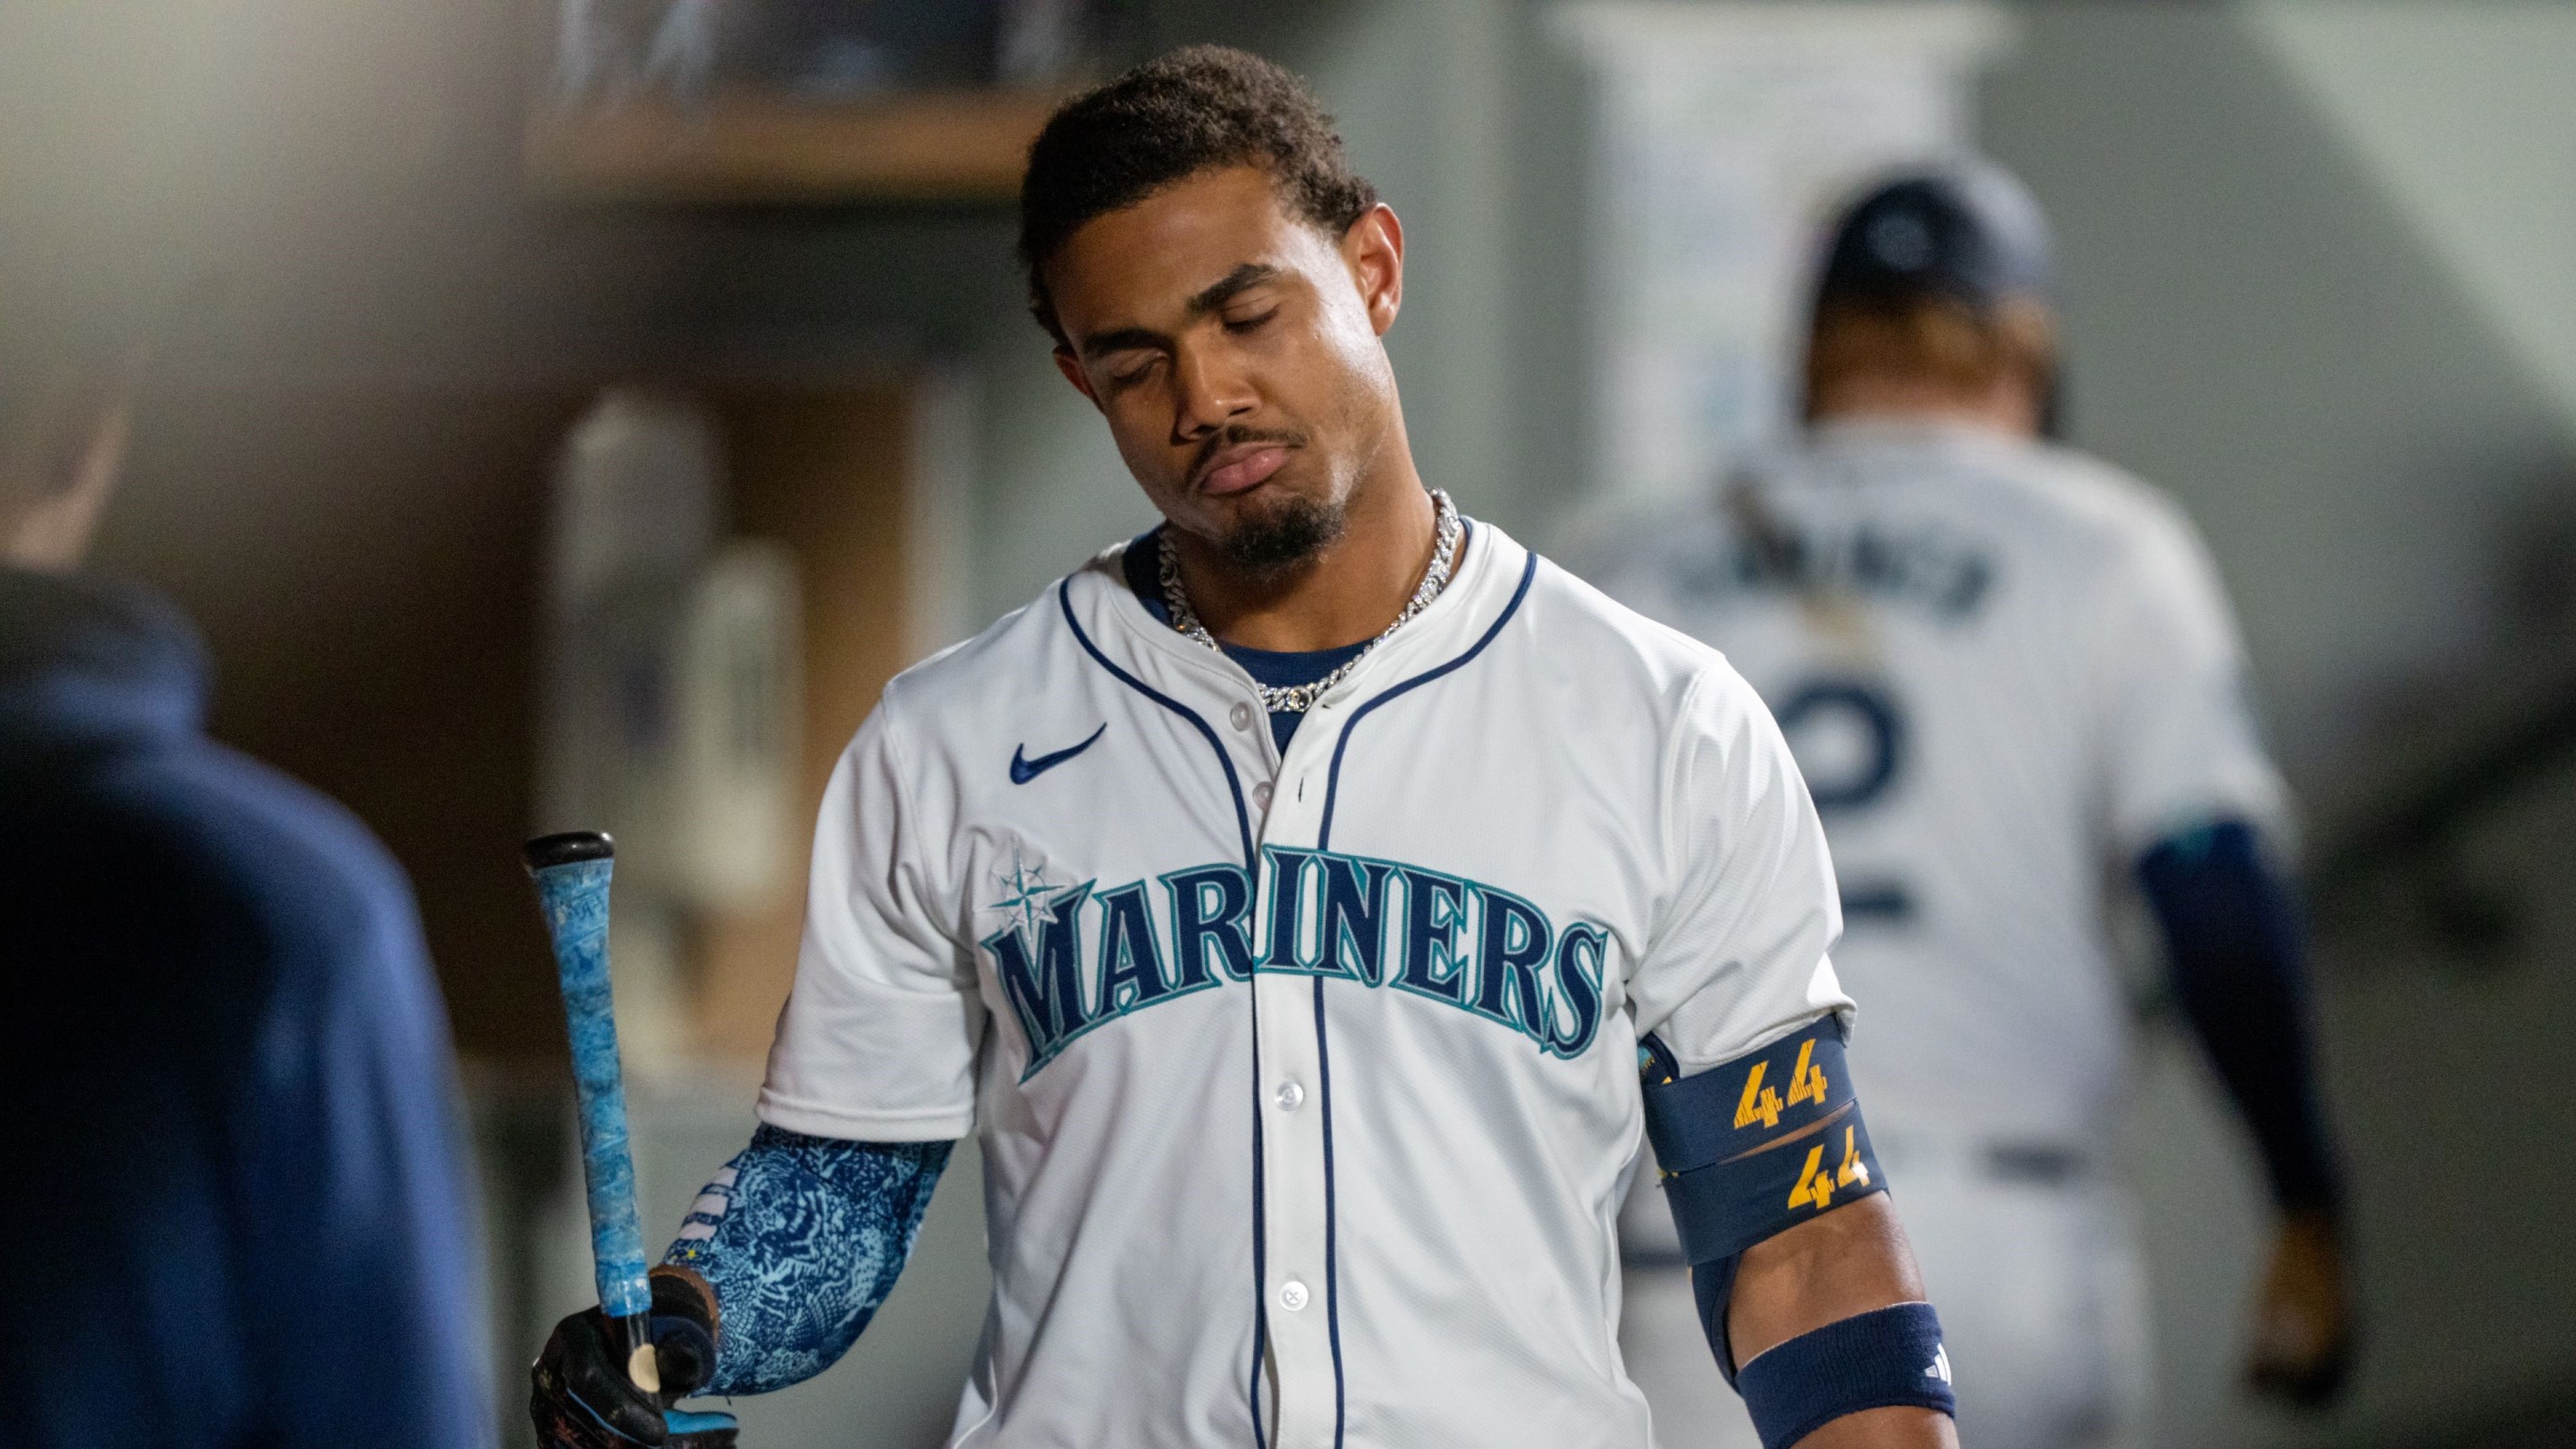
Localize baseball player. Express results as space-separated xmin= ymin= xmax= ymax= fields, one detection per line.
xmin=1572 ymin=164 xmax=2351 ymax=1449
xmin=531 ymin=46 xmax=1961 ymax=1449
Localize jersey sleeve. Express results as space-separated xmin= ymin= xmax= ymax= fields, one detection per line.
xmin=758 ymin=699 xmax=985 ymax=1141
xmin=1627 ymin=661 xmax=1854 ymax=1076
xmin=2095 ymin=505 xmax=2290 ymax=856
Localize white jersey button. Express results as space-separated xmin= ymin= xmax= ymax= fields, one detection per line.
xmin=1274 ymin=1080 xmax=1304 ymax=1111
xmin=1253 ymin=781 xmax=1274 ymax=809
xmin=1229 ymin=701 xmax=1255 ymax=732
xmin=1278 ymin=1280 xmax=1309 ymax=1312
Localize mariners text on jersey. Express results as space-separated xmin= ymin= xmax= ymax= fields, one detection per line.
xmin=758 ymin=520 xmax=1853 ymax=1449
xmin=986 ymin=843 xmax=1614 ymax=1077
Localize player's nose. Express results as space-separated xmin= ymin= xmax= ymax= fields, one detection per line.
xmin=1169 ymin=343 xmax=1258 ymax=442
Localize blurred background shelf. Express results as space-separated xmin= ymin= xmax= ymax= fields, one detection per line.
xmin=524 ymin=91 xmax=1060 ymax=203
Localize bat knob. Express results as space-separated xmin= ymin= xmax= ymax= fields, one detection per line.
xmin=627 ymin=1340 xmax=663 ymax=1395
xmin=525 ymin=830 xmax=615 ymax=872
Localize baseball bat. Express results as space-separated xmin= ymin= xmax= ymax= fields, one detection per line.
xmin=523 ymin=829 xmax=663 ymax=1397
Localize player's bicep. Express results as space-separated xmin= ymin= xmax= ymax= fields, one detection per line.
xmin=761 ymin=707 xmax=983 ymax=1141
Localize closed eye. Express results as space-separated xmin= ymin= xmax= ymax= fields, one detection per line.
xmin=1223 ymin=309 xmax=1279 ymax=335
xmin=1106 ymin=356 xmax=1163 ymax=389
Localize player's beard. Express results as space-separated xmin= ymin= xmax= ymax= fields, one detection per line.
xmin=1220 ymin=490 xmax=1346 ymax=574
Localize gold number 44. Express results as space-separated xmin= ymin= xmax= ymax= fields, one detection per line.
xmin=1736 ymin=1037 xmax=1831 ymax=1131
xmin=1786 ymin=1038 xmax=1828 ymax=1107
xmin=1734 ymin=1062 xmax=1785 ymax=1130
xmin=1788 ymin=1126 xmax=1873 ymax=1210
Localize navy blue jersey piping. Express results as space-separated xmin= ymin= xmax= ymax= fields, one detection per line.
xmin=1248 ymin=1022 xmax=1271 ymax=1446
xmin=1060 ymin=578 xmax=1256 ymax=867
xmin=1314 ymin=977 xmax=1346 ymax=1447
xmin=1308 ymin=546 xmax=1537 ymax=1448
xmin=1057 ymin=577 xmax=1269 ymax=1446
xmin=1317 ymin=550 xmax=1539 ymax=851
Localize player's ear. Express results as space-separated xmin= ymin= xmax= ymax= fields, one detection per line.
xmin=1343 ymin=204 xmax=1404 ymax=336
xmin=1052 ymin=346 xmax=1105 ymax=412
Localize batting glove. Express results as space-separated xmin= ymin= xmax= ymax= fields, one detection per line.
xmin=531 ymin=1275 xmax=739 ymax=1448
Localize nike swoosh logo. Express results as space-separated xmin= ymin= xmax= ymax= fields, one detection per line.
xmin=1010 ymin=724 xmax=1106 ymax=784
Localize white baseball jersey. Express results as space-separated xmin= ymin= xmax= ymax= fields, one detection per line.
xmin=758 ymin=519 xmax=1852 ymax=1449
xmin=1576 ymin=418 xmax=2285 ymax=1148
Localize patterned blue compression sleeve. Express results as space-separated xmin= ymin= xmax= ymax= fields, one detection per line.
xmin=662 ymin=1125 xmax=954 ymax=1395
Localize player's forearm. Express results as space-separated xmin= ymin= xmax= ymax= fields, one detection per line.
xmin=1726 ymin=1194 xmax=1923 ymax=1360
xmin=1728 ymin=1197 xmax=1958 ymax=1448
xmin=1641 ymin=1024 xmax=1954 ymax=1446
xmin=661 ymin=1125 xmax=953 ymax=1395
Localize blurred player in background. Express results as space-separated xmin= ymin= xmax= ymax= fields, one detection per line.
xmin=0 ymin=337 xmax=495 ymax=1447
xmin=1576 ymin=164 xmax=2351 ymax=1449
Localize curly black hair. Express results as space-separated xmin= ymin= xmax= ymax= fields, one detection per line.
xmin=1017 ymin=45 xmax=1379 ymax=344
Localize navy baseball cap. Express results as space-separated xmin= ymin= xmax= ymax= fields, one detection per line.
xmin=1813 ymin=162 xmax=2056 ymax=313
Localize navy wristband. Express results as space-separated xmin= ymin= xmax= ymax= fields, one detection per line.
xmin=1737 ymin=1302 xmax=1955 ymax=1449
xmin=647 ymin=1271 xmax=720 ymax=1398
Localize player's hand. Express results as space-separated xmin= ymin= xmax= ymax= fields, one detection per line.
xmin=531 ymin=1290 xmax=740 ymax=1447
xmin=2246 ymin=1208 xmax=2353 ymax=1406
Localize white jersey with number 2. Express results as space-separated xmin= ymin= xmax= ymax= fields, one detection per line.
xmin=758 ymin=519 xmax=1852 ymax=1449
xmin=1579 ymin=419 xmax=2286 ymax=1148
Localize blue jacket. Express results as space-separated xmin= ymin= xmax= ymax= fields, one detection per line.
xmin=0 ymin=567 xmax=494 ymax=1448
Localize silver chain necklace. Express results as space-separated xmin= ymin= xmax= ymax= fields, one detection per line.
xmin=1159 ymin=488 xmax=1462 ymax=715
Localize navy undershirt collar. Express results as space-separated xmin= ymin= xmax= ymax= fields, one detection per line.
xmin=1121 ymin=530 xmax=1368 ymax=750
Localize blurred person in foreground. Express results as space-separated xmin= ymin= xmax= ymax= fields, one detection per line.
xmin=0 ymin=343 xmax=495 ymax=1447
xmin=1573 ymin=165 xmax=2351 ymax=1449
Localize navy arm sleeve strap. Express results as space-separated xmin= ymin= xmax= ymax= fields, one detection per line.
xmin=662 ymin=1125 xmax=953 ymax=1395
xmin=1641 ymin=1023 xmax=1887 ymax=1267
xmin=2139 ymin=818 xmax=2343 ymax=1212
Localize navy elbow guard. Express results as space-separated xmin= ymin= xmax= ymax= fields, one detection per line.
xmin=1737 ymin=1303 xmax=1955 ymax=1449
xmin=1640 ymin=1023 xmax=1886 ymax=1269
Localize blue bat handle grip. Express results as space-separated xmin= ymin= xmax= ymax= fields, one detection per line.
xmin=525 ymin=833 xmax=654 ymax=1328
